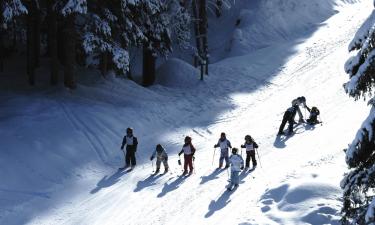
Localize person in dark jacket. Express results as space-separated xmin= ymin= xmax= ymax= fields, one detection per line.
xmin=241 ymin=135 xmax=258 ymax=169
xmin=120 ymin=127 xmax=138 ymax=169
xmin=214 ymin=132 xmax=232 ymax=169
xmin=306 ymin=106 xmax=320 ymax=125
xmin=291 ymin=96 xmax=308 ymax=123
xmin=178 ymin=136 xmax=196 ymax=175
xmin=278 ymin=105 xmax=298 ymax=135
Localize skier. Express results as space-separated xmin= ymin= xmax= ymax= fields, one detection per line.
xmin=240 ymin=135 xmax=258 ymax=170
xmin=178 ymin=136 xmax=196 ymax=175
xmin=120 ymin=127 xmax=138 ymax=169
xmin=150 ymin=144 xmax=169 ymax=174
xmin=292 ymin=96 xmax=308 ymax=123
xmin=213 ymin=132 xmax=232 ymax=169
xmin=227 ymin=148 xmax=244 ymax=191
xmin=306 ymin=106 xmax=320 ymax=125
xmin=278 ymin=105 xmax=298 ymax=135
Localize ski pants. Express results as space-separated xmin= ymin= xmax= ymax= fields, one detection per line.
xmin=184 ymin=154 xmax=193 ymax=173
xmin=245 ymin=150 xmax=257 ymax=168
xmin=156 ymin=157 xmax=169 ymax=170
xmin=125 ymin=146 xmax=136 ymax=166
xmin=219 ymin=148 xmax=229 ymax=167
xmin=278 ymin=111 xmax=294 ymax=134
xmin=228 ymin=171 xmax=240 ymax=189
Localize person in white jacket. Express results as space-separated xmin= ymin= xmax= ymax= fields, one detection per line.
xmin=150 ymin=144 xmax=169 ymax=174
xmin=227 ymin=148 xmax=244 ymax=191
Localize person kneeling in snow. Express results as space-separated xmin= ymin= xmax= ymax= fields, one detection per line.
xmin=178 ymin=136 xmax=196 ymax=175
xmin=241 ymin=135 xmax=258 ymax=170
xmin=306 ymin=106 xmax=320 ymax=125
xmin=291 ymin=96 xmax=308 ymax=123
xmin=227 ymin=148 xmax=244 ymax=191
xmin=214 ymin=132 xmax=232 ymax=169
xmin=150 ymin=144 xmax=169 ymax=174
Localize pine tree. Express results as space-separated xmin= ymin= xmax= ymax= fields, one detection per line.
xmin=341 ymin=6 xmax=375 ymax=225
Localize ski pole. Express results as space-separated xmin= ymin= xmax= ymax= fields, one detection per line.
xmin=193 ymin=156 xmax=196 ymax=174
xmin=226 ymin=167 xmax=230 ymax=180
xmin=318 ymin=115 xmax=323 ymax=126
xmin=178 ymin=155 xmax=183 ymax=172
xmin=255 ymin=148 xmax=262 ymax=168
xmin=151 ymin=160 xmax=154 ymax=173
xmin=212 ymin=148 xmax=216 ymax=166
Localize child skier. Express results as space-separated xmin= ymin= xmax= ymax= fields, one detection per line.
xmin=227 ymin=148 xmax=244 ymax=191
xmin=120 ymin=127 xmax=138 ymax=169
xmin=214 ymin=132 xmax=232 ymax=169
xmin=178 ymin=136 xmax=196 ymax=175
xmin=150 ymin=144 xmax=169 ymax=174
xmin=278 ymin=105 xmax=298 ymax=135
xmin=240 ymin=135 xmax=258 ymax=170
xmin=306 ymin=106 xmax=320 ymax=125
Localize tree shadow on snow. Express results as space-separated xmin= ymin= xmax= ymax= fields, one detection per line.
xmin=134 ymin=175 xmax=162 ymax=192
xmin=200 ymin=169 xmax=226 ymax=185
xmin=157 ymin=176 xmax=186 ymax=198
xmin=90 ymin=169 xmax=128 ymax=194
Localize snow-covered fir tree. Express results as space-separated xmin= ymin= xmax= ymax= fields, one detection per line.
xmin=1 ymin=0 xmax=27 ymax=29
xmin=341 ymin=6 xmax=375 ymax=225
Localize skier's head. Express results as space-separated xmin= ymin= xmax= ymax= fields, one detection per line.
xmin=184 ymin=136 xmax=191 ymax=144
xmin=232 ymin=148 xmax=238 ymax=155
xmin=156 ymin=144 xmax=163 ymax=153
xmin=220 ymin=132 xmax=226 ymax=139
xmin=312 ymin=106 xmax=318 ymax=112
xmin=126 ymin=127 xmax=133 ymax=135
xmin=298 ymin=96 xmax=306 ymax=103
xmin=245 ymin=135 xmax=252 ymax=142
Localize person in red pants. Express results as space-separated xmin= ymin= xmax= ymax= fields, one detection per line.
xmin=178 ymin=136 xmax=196 ymax=175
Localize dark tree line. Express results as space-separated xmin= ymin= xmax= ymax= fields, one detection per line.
xmin=1 ymin=0 xmax=212 ymax=88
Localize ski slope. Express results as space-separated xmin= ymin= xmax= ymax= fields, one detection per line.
xmin=0 ymin=0 xmax=372 ymax=224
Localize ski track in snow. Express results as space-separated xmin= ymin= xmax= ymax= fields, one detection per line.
xmin=0 ymin=1 xmax=373 ymax=225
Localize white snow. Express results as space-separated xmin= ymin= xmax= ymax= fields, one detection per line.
xmin=0 ymin=0 xmax=373 ymax=225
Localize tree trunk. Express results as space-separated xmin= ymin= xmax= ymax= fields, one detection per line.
xmin=48 ymin=2 xmax=59 ymax=85
xmin=215 ymin=0 xmax=222 ymax=17
xmin=100 ymin=52 xmax=108 ymax=76
xmin=199 ymin=0 xmax=209 ymax=75
xmin=63 ymin=15 xmax=76 ymax=89
xmin=192 ymin=0 xmax=201 ymax=69
xmin=34 ymin=8 xmax=41 ymax=68
xmin=142 ymin=45 xmax=156 ymax=87
xmin=0 ymin=30 xmax=4 ymax=72
xmin=26 ymin=2 xmax=36 ymax=86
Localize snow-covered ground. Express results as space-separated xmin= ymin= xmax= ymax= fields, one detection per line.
xmin=0 ymin=0 xmax=372 ymax=224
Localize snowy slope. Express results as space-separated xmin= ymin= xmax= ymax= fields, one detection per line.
xmin=0 ymin=0 xmax=372 ymax=224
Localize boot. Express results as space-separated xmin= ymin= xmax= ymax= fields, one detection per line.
xmin=218 ymin=162 xmax=223 ymax=169
xmin=155 ymin=168 xmax=160 ymax=174
xmin=164 ymin=167 xmax=169 ymax=173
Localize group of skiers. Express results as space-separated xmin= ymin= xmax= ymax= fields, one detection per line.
xmin=120 ymin=96 xmax=321 ymax=191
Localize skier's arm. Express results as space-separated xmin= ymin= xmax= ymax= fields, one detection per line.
xmin=178 ymin=149 xmax=184 ymax=156
xmin=121 ymin=136 xmax=126 ymax=149
xmin=214 ymin=140 xmax=219 ymax=148
xmin=134 ymin=137 xmax=138 ymax=151
xmin=254 ymin=142 xmax=259 ymax=149
xmin=150 ymin=150 xmax=156 ymax=160
xmin=190 ymin=144 xmax=196 ymax=155
xmin=227 ymin=140 xmax=232 ymax=148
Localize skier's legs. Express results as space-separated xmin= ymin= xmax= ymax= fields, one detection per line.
xmin=278 ymin=112 xmax=289 ymax=133
xmin=125 ymin=150 xmax=131 ymax=166
xmin=245 ymin=151 xmax=250 ymax=167
xmin=163 ymin=158 xmax=169 ymax=170
xmin=130 ymin=149 xmax=136 ymax=166
xmin=250 ymin=150 xmax=257 ymax=167
xmin=223 ymin=150 xmax=229 ymax=167
xmin=156 ymin=159 xmax=161 ymax=170
xmin=232 ymin=171 xmax=240 ymax=185
xmin=296 ymin=106 xmax=303 ymax=121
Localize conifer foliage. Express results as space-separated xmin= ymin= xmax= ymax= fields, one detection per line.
xmin=341 ymin=5 xmax=375 ymax=225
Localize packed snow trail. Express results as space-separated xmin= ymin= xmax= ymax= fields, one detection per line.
xmin=0 ymin=1 xmax=372 ymax=225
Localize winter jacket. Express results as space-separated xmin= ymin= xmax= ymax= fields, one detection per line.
xmin=241 ymin=141 xmax=258 ymax=152
xmin=179 ymin=143 xmax=196 ymax=156
xmin=214 ymin=138 xmax=232 ymax=150
xmin=121 ymin=135 xmax=138 ymax=151
xmin=229 ymin=154 xmax=244 ymax=172
xmin=151 ymin=149 xmax=168 ymax=161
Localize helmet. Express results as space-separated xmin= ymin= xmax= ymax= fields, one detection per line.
xmin=299 ymin=96 xmax=306 ymax=103
xmin=232 ymin=148 xmax=238 ymax=154
xmin=126 ymin=127 xmax=133 ymax=134
xmin=156 ymin=144 xmax=163 ymax=152
xmin=245 ymin=135 xmax=251 ymax=141
xmin=221 ymin=132 xmax=226 ymax=137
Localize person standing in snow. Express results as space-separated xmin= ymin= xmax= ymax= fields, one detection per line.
xmin=178 ymin=136 xmax=196 ymax=175
xmin=227 ymin=148 xmax=244 ymax=191
xmin=120 ymin=127 xmax=138 ymax=169
xmin=291 ymin=96 xmax=308 ymax=123
xmin=278 ymin=105 xmax=298 ymax=135
xmin=240 ymin=135 xmax=258 ymax=170
xmin=150 ymin=144 xmax=169 ymax=174
xmin=214 ymin=132 xmax=232 ymax=169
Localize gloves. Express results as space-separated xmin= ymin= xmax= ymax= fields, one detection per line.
xmin=193 ymin=156 xmax=195 ymax=161
xmin=214 ymin=144 xmax=217 ymax=148
xmin=150 ymin=156 xmax=154 ymax=161
xmin=240 ymin=145 xmax=245 ymax=148
xmin=178 ymin=152 xmax=182 ymax=156
xmin=240 ymin=166 xmax=244 ymax=170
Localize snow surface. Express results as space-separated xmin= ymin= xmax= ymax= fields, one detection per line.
xmin=0 ymin=0 xmax=373 ymax=224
